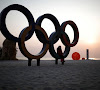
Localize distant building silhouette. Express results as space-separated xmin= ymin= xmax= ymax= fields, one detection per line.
xmin=86 ymin=49 xmax=89 ymax=60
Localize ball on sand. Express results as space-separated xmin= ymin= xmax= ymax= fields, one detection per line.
xmin=72 ymin=52 xmax=80 ymax=60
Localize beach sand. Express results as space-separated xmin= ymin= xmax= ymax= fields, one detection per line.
xmin=0 ymin=60 xmax=100 ymax=90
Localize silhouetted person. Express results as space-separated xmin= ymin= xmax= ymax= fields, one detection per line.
xmin=57 ymin=46 xmax=65 ymax=65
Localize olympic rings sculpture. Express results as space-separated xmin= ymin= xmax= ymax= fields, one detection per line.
xmin=0 ymin=4 xmax=79 ymax=60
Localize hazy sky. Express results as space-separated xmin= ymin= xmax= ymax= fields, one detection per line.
xmin=0 ymin=0 xmax=100 ymax=60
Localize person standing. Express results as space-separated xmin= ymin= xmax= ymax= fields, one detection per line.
xmin=57 ymin=46 xmax=65 ymax=65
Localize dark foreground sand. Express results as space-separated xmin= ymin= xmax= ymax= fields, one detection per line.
xmin=0 ymin=60 xmax=100 ymax=90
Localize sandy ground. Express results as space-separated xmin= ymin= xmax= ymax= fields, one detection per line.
xmin=0 ymin=60 xmax=100 ymax=90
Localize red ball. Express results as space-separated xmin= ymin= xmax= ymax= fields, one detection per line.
xmin=82 ymin=58 xmax=85 ymax=60
xmin=72 ymin=52 xmax=80 ymax=60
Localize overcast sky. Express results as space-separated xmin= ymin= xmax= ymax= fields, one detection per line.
xmin=0 ymin=0 xmax=100 ymax=60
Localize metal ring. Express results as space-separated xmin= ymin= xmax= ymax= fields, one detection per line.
xmin=18 ymin=25 xmax=49 ymax=59
xmin=49 ymin=32 xmax=70 ymax=59
xmin=36 ymin=14 xmax=61 ymax=43
xmin=0 ymin=4 xmax=35 ymax=42
xmin=61 ymin=20 xmax=79 ymax=47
